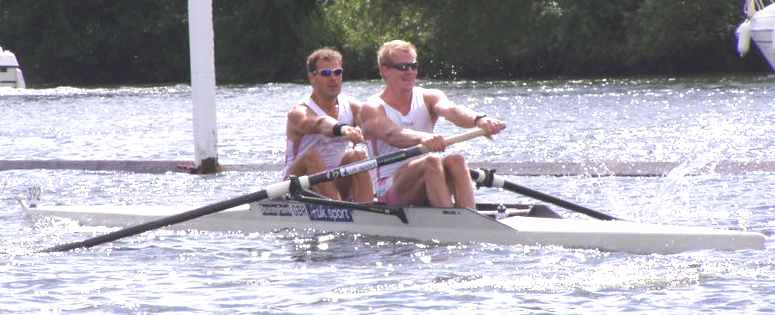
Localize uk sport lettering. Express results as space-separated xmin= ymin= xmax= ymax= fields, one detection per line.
xmin=307 ymin=205 xmax=353 ymax=222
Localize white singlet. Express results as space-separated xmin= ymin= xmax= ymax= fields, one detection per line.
xmin=282 ymin=94 xmax=355 ymax=179
xmin=367 ymin=87 xmax=435 ymax=197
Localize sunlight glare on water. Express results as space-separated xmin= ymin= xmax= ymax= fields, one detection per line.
xmin=1 ymin=75 xmax=775 ymax=313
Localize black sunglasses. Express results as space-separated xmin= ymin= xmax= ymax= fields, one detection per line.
xmin=313 ymin=68 xmax=344 ymax=77
xmin=385 ymin=62 xmax=419 ymax=71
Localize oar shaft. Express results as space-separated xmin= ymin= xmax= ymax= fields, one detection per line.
xmin=42 ymin=191 xmax=270 ymax=252
xmin=470 ymin=169 xmax=619 ymax=221
xmin=500 ymin=181 xmax=618 ymax=221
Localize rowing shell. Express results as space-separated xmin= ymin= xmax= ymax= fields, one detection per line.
xmin=20 ymin=197 xmax=765 ymax=255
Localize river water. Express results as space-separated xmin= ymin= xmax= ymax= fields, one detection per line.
xmin=1 ymin=75 xmax=774 ymax=314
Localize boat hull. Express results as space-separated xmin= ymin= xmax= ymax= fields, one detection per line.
xmin=0 ymin=47 xmax=25 ymax=88
xmin=749 ymin=3 xmax=775 ymax=71
xmin=22 ymin=199 xmax=766 ymax=255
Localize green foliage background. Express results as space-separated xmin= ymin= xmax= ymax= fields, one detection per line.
xmin=0 ymin=0 xmax=768 ymax=86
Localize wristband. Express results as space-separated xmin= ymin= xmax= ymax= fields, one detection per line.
xmin=474 ymin=114 xmax=487 ymax=125
xmin=332 ymin=123 xmax=346 ymax=136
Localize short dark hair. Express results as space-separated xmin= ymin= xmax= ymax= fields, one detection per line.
xmin=306 ymin=48 xmax=343 ymax=73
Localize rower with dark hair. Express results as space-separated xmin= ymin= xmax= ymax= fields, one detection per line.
xmin=282 ymin=48 xmax=373 ymax=202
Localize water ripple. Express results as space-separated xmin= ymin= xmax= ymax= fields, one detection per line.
xmin=2 ymin=76 xmax=775 ymax=313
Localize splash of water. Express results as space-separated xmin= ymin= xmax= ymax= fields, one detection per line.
xmin=653 ymin=114 xmax=745 ymax=223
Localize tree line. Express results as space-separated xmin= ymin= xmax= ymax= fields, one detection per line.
xmin=0 ymin=0 xmax=767 ymax=87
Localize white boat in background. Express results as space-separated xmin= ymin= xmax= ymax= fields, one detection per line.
xmin=0 ymin=46 xmax=25 ymax=88
xmin=737 ymin=0 xmax=775 ymax=71
xmin=19 ymin=191 xmax=766 ymax=255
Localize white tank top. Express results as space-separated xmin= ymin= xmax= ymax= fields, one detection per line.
xmin=282 ymin=94 xmax=355 ymax=178
xmin=367 ymin=87 xmax=435 ymax=184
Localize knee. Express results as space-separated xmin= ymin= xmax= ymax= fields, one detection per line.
xmin=443 ymin=154 xmax=467 ymax=169
xmin=341 ymin=148 xmax=369 ymax=164
xmin=423 ymin=156 xmax=445 ymax=177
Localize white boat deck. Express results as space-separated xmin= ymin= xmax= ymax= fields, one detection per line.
xmin=21 ymin=199 xmax=767 ymax=255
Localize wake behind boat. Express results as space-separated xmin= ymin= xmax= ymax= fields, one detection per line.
xmin=20 ymin=174 xmax=766 ymax=255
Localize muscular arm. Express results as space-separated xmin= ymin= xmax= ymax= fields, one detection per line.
xmin=286 ymin=104 xmax=339 ymax=138
xmin=424 ymin=89 xmax=479 ymax=128
xmin=424 ymin=89 xmax=506 ymax=136
xmin=287 ymin=103 xmax=365 ymax=144
xmin=349 ymin=98 xmax=366 ymax=127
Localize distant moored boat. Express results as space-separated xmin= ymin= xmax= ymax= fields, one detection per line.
xmin=737 ymin=0 xmax=775 ymax=71
xmin=0 ymin=46 xmax=25 ymax=88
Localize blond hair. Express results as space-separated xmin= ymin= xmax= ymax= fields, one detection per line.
xmin=306 ymin=48 xmax=343 ymax=73
xmin=377 ymin=40 xmax=417 ymax=67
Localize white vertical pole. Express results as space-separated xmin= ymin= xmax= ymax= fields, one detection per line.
xmin=188 ymin=0 xmax=220 ymax=173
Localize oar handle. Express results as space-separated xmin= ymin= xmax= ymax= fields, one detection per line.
xmin=442 ymin=128 xmax=488 ymax=147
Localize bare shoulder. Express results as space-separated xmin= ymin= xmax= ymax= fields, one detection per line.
xmin=360 ymin=98 xmax=385 ymax=117
xmin=422 ymin=88 xmax=452 ymax=116
xmin=423 ymin=87 xmax=446 ymax=98
xmin=345 ymin=95 xmax=366 ymax=110
xmin=422 ymin=88 xmax=447 ymax=106
xmin=287 ymin=103 xmax=313 ymax=124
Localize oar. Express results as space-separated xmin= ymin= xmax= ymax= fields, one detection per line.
xmin=470 ymin=169 xmax=620 ymax=221
xmin=39 ymin=128 xmax=488 ymax=253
